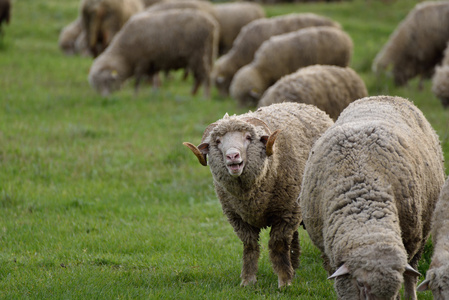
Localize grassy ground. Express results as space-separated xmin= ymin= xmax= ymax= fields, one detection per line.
xmin=0 ymin=0 xmax=447 ymax=298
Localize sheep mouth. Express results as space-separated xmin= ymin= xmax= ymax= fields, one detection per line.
xmin=226 ymin=161 xmax=245 ymax=176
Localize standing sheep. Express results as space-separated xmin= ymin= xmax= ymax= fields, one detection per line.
xmin=372 ymin=1 xmax=449 ymax=86
xmin=258 ymin=65 xmax=368 ymax=120
xmin=88 ymin=9 xmax=219 ymax=97
xmin=211 ymin=13 xmax=341 ymax=96
xmin=81 ymin=0 xmax=144 ymax=57
xmin=0 ymin=0 xmax=10 ymax=35
xmin=183 ymin=102 xmax=334 ymax=288
xmin=431 ymin=41 xmax=449 ymax=107
xmin=212 ymin=2 xmax=265 ymax=55
xmin=417 ymin=175 xmax=449 ymax=299
xmin=300 ymin=96 xmax=445 ymax=299
xmin=230 ymin=27 xmax=353 ymax=107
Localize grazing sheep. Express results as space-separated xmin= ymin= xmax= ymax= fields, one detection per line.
xmin=88 ymin=9 xmax=219 ymax=97
xmin=432 ymin=42 xmax=449 ymax=107
xmin=417 ymin=175 xmax=449 ymax=299
xmin=81 ymin=0 xmax=144 ymax=57
xmin=230 ymin=27 xmax=353 ymax=107
xmin=58 ymin=18 xmax=84 ymax=56
xmin=372 ymin=1 xmax=449 ymax=86
xmin=183 ymin=102 xmax=334 ymax=288
xmin=300 ymin=96 xmax=445 ymax=299
xmin=211 ymin=13 xmax=341 ymax=96
xmin=0 ymin=0 xmax=10 ymax=35
xmin=213 ymin=2 xmax=265 ymax=55
xmin=258 ymin=65 xmax=368 ymax=120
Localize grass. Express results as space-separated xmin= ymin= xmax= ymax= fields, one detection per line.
xmin=0 ymin=0 xmax=447 ymax=298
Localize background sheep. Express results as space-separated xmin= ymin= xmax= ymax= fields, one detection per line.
xmin=300 ymin=96 xmax=445 ymax=299
xmin=0 ymin=0 xmax=10 ymax=35
xmin=212 ymin=2 xmax=265 ymax=55
xmin=417 ymin=175 xmax=449 ymax=299
xmin=230 ymin=26 xmax=353 ymax=107
xmin=211 ymin=13 xmax=341 ymax=96
xmin=80 ymin=0 xmax=144 ymax=57
xmin=258 ymin=65 xmax=368 ymax=120
xmin=88 ymin=9 xmax=219 ymax=97
xmin=58 ymin=17 xmax=84 ymax=56
xmin=183 ymin=102 xmax=334 ymax=288
xmin=432 ymin=41 xmax=449 ymax=108
xmin=372 ymin=1 xmax=449 ymax=86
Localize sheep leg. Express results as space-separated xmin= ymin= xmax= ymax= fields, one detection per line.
xmin=269 ymin=222 xmax=295 ymax=288
xmin=290 ymin=230 xmax=300 ymax=270
xmin=227 ymin=214 xmax=261 ymax=286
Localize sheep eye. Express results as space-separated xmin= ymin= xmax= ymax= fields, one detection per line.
xmin=246 ymin=134 xmax=252 ymax=141
xmin=216 ymin=139 xmax=221 ymax=144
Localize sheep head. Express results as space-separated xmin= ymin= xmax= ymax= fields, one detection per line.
xmin=329 ymin=245 xmax=420 ymax=300
xmin=417 ymin=264 xmax=449 ymax=299
xmin=88 ymin=55 xmax=128 ymax=97
xmin=230 ymin=65 xmax=265 ymax=107
xmin=183 ymin=116 xmax=280 ymax=178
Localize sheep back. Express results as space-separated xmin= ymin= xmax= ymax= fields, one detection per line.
xmin=300 ymin=95 xmax=445 ymax=299
xmin=213 ymin=2 xmax=265 ymax=55
xmin=258 ymin=65 xmax=368 ymax=120
xmin=211 ymin=13 xmax=341 ymax=96
xmin=372 ymin=1 xmax=449 ymax=86
xmin=230 ymin=26 xmax=353 ymax=107
xmin=88 ymin=9 xmax=219 ymax=96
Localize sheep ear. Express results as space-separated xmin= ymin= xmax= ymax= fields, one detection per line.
xmin=417 ymin=279 xmax=430 ymax=292
xmin=263 ymin=130 xmax=280 ymax=157
xmin=405 ymin=264 xmax=421 ymax=277
xmin=328 ymin=264 xmax=350 ymax=280
xmin=182 ymin=142 xmax=209 ymax=166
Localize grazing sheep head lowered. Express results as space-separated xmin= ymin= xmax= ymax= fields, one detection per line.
xmin=184 ymin=113 xmax=279 ymax=181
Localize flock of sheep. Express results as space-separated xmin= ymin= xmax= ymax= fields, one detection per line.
xmin=55 ymin=0 xmax=449 ymax=298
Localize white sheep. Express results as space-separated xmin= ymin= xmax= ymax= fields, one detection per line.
xmin=183 ymin=102 xmax=333 ymax=288
xmin=230 ymin=26 xmax=353 ymax=107
xmin=88 ymin=9 xmax=219 ymax=97
xmin=417 ymin=175 xmax=449 ymax=299
xmin=372 ymin=1 xmax=449 ymax=86
xmin=257 ymin=65 xmax=368 ymax=120
xmin=211 ymin=13 xmax=341 ymax=96
xmin=432 ymin=41 xmax=449 ymax=108
xmin=300 ymin=95 xmax=445 ymax=299
xmin=80 ymin=0 xmax=144 ymax=57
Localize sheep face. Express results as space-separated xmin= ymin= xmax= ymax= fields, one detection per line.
xmin=211 ymin=58 xmax=233 ymax=97
xmin=88 ymin=66 xmax=123 ymax=97
xmin=330 ymin=245 xmax=419 ymax=299
xmin=417 ymin=265 xmax=449 ymax=299
xmin=230 ymin=66 xmax=265 ymax=107
xmin=214 ymin=130 xmax=252 ymax=177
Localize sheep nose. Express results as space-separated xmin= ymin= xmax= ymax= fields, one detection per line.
xmin=226 ymin=152 xmax=240 ymax=162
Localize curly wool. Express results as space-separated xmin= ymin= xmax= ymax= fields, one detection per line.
xmin=258 ymin=65 xmax=368 ymax=120
xmin=300 ymin=96 xmax=445 ymax=299
xmin=372 ymin=1 xmax=449 ymax=86
xmin=230 ymin=27 xmax=353 ymax=107
xmin=211 ymin=13 xmax=341 ymax=96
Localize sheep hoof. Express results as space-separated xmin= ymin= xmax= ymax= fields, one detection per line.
xmin=240 ymin=276 xmax=257 ymax=287
xmin=278 ymin=278 xmax=292 ymax=289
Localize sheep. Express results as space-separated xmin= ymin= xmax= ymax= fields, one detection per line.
xmin=372 ymin=1 xmax=449 ymax=86
xmin=258 ymin=65 xmax=368 ymax=120
xmin=299 ymin=95 xmax=446 ymax=299
xmin=88 ymin=9 xmax=219 ymax=97
xmin=183 ymin=102 xmax=334 ymax=288
xmin=230 ymin=26 xmax=353 ymax=107
xmin=0 ymin=0 xmax=10 ymax=35
xmin=212 ymin=2 xmax=265 ymax=55
xmin=211 ymin=13 xmax=342 ymax=97
xmin=58 ymin=18 xmax=84 ymax=56
xmin=80 ymin=0 xmax=144 ymax=57
xmin=431 ymin=41 xmax=449 ymax=107
xmin=417 ymin=175 xmax=449 ymax=299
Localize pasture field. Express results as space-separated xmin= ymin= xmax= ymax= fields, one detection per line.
xmin=0 ymin=0 xmax=447 ymax=298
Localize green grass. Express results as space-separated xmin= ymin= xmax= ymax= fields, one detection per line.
xmin=0 ymin=0 xmax=446 ymax=298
